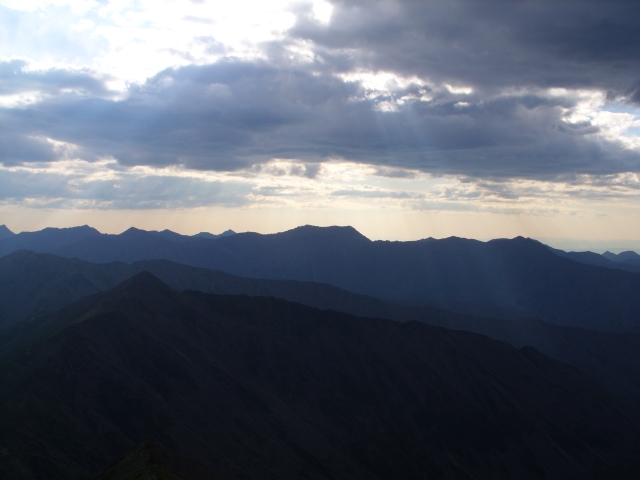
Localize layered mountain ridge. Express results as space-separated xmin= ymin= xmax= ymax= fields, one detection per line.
xmin=2 ymin=272 xmax=640 ymax=479
xmin=3 ymin=250 xmax=640 ymax=403
xmin=2 ymin=225 xmax=640 ymax=331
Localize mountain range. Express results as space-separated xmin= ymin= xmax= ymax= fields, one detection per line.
xmin=3 ymin=224 xmax=640 ymax=478
xmin=2 ymin=225 xmax=640 ymax=331
xmin=2 ymin=272 xmax=640 ymax=479
xmin=2 ymin=250 xmax=640 ymax=405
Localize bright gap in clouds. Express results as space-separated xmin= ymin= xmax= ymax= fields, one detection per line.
xmin=0 ymin=0 xmax=331 ymax=87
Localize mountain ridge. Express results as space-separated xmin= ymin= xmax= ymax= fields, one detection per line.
xmin=2 ymin=272 xmax=640 ymax=479
xmin=3 ymin=250 xmax=640 ymax=404
xmin=48 ymin=227 xmax=640 ymax=332
xmin=3 ymin=226 xmax=640 ymax=332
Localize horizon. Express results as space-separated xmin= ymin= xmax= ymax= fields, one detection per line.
xmin=2 ymin=221 xmax=639 ymax=254
xmin=1 ymin=1 xmax=640 ymax=244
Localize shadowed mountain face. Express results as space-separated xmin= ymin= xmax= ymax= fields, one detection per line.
xmin=1 ymin=272 xmax=640 ymax=480
xmin=16 ymin=225 xmax=639 ymax=332
xmin=0 ymin=251 xmax=134 ymax=329
xmin=1 ymin=250 xmax=468 ymax=331
xmin=3 ymin=250 xmax=640 ymax=404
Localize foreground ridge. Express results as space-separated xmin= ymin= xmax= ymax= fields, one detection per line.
xmin=1 ymin=273 xmax=639 ymax=479
xmin=91 ymin=438 xmax=220 ymax=480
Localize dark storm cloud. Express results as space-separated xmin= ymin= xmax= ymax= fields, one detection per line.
xmin=1 ymin=1 xmax=640 ymax=183
xmin=293 ymin=0 xmax=640 ymax=96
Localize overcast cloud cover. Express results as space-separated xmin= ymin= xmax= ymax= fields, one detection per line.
xmin=1 ymin=0 xmax=640 ymax=240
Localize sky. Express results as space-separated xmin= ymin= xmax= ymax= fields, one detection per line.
xmin=1 ymin=0 xmax=640 ymax=249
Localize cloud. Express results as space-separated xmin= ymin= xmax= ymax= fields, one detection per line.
xmin=0 ymin=60 xmax=111 ymax=98
xmin=3 ymin=57 xmax=638 ymax=181
xmin=291 ymin=1 xmax=640 ymax=96
xmin=331 ymin=188 xmax=421 ymax=199
xmin=0 ymin=162 xmax=252 ymax=209
xmin=373 ymin=166 xmax=418 ymax=179
xmin=1 ymin=0 xmax=640 ymax=209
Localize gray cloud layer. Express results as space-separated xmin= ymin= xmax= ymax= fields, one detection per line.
xmin=0 ymin=167 xmax=250 ymax=209
xmin=295 ymin=0 xmax=640 ymax=95
xmin=1 ymin=0 xmax=640 ymax=182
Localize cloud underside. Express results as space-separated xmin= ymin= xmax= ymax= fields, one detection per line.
xmin=1 ymin=0 xmax=640 ymax=210
xmin=2 ymin=159 xmax=639 ymax=215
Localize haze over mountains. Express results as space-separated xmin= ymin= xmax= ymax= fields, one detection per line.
xmin=3 ymin=224 xmax=640 ymax=478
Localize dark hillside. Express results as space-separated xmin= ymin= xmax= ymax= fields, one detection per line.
xmin=90 ymin=439 xmax=220 ymax=480
xmin=1 ymin=273 xmax=639 ymax=479
xmin=3 ymin=250 xmax=640 ymax=404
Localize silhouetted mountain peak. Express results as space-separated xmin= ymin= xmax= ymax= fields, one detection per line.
xmin=601 ymin=250 xmax=640 ymax=263
xmin=155 ymin=229 xmax=192 ymax=242
xmin=193 ymin=232 xmax=216 ymax=239
xmin=40 ymin=225 xmax=100 ymax=235
xmin=617 ymin=250 xmax=640 ymax=261
xmin=0 ymin=224 xmax=14 ymax=239
xmin=283 ymin=224 xmax=371 ymax=243
xmin=115 ymin=271 xmax=173 ymax=296
xmin=120 ymin=227 xmax=147 ymax=237
xmin=194 ymin=229 xmax=236 ymax=239
xmin=76 ymin=272 xmax=177 ymax=325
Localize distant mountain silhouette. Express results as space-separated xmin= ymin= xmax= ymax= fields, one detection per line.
xmin=603 ymin=251 xmax=619 ymax=262
xmin=600 ymin=250 xmax=640 ymax=268
xmin=2 ymin=272 xmax=639 ymax=479
xmin=0 ymin=225 xmax=14 ymax=239
xmin=551 ymin=247 xmax=640 ymax=273
xmin=91 ymin=439 xmax=220 ymax=480
xmin=193 ymin=229 xmax=235 ymax=239
xmin=0 ymin=225 xmax=101 ymax=257
xmin=26 ymin=225 xmax=640 ymax=332
xmin=0 ymin=226 xmax=234 ymax=258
